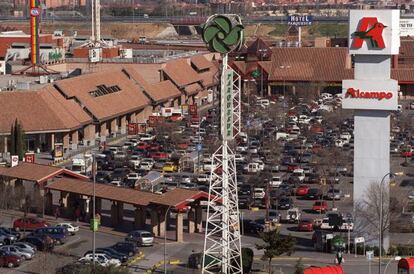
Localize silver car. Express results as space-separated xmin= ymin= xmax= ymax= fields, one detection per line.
xmin=0 ymin=245 xmax=34 ymax=260
xmin=12 ymin=242 xmax=37 ymax=253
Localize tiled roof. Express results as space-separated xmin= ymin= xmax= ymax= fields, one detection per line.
xmin=46 ymin=177 xmax=207 ymax=209
xmin=163 ymin=59 xmax=201 ymax=87
xmin=392 ymin=69 xmax=414 ymax=83
xmin=198 ymin=64 xmax=219 ymax=88
xmin=191 ymin=55 xmax=212 ymax=71
xmin=0 ymin=90 xmax=87 ymax=134
xmin=55 ymin=70 xmax=150 ymax=122
xmin=0 ymin=162 xmax=88 ymax=184
xmin=184 ymin=83 xmax=203 ymax=96
xmin=123 ymin=67 xmax=181 ymax=103
xmin=259 ymin=47 xmax=353 ymax=82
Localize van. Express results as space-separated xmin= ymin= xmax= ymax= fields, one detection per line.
xmin=32 ymin=227 xmax=68 ymax=245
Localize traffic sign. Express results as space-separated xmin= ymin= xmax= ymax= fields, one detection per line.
xmin=366 ymin=250 xmax=374 ymax=261
xmin=196 ymin=144 xmax=203 ymax=152
xmin=355 ymin=237 xmax=365 ymax=244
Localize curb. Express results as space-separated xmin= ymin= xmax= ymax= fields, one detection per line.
xmin=144 ymin=259 xmax=182 ymax=274
xmin=127 ymin=251 xmax=145 ymax=266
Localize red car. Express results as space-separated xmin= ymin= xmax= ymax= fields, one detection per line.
xmin=298 ymin=219 xmax=313 ymax=232
xmin=137 ymin=142 xmax=150 ymax=150
xmin=147 ymin=143 xmax=161 ymax=152
xmin=312 ymin=201 xmax=328 ymax=213
xmin=0 ymin=250 xmax=21 ymax=268
xmin=296 ymin=185 xmax=310 ymax=196
xmin=150 ymin=152 xmax=169 ymax=161
xmin=13 ymin=217 xmax=48 ymax=231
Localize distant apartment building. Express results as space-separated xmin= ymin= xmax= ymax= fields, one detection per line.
xmin=44 ymin=0 xmax=86 ymax=8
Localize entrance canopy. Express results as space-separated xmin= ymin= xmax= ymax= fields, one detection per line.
xmin=0 ymin=162 xmax=89 ymax=184
xmin=46 ymin=177 xmax=209 ymax=210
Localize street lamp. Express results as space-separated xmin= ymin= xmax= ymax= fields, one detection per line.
xmin=379 ymin=172 xmax=403 ymax=274
xmin=383 ymin=256 xmax=401 ymax=274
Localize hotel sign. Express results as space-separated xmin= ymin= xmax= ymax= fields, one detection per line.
xmin=222 ymin=69 xmax=234 ymax=140
xmin=288 ymin=15 xmax=313 ymax=26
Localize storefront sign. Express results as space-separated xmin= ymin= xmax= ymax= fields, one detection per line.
xmin=342 ymin=79 xmax=398 ymax=111
xmin=128 ymin=123 xmax=138 ymax=135
xmin=349 ymin=10 xmax=400 ymax=55
xmin=54 ymin=143 xmax=63 ymax=158
xmin=222 ymin=69 xmax=234 ymax=140
xmin=24 ymin=152 xmax=35 ymax=163
xmin=11 ymin=155 xmax=19 ymax=167
xmin=189 ymin=104 xmax=198 ymax=116
xmin=345 ymin=88 xmax=393 ymax=100
xmin=400 ymin=19 xmax=414 ymax=37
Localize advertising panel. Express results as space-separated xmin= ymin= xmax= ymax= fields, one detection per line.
xmin=128 ymin=123 xmax=138 ymax=135
xmin=24 ymin=152 xmax=35 ymax=163
xmin=221 ymin=69 xmax=234 ymax=140
xmin=349 ymin=10 xmax=400 ymax=55
xmin=54 ymin=143 xmax=63 ymax=158
xmin=342 ymin=79 xmax=398 ymax=110
xmin=400 ymin=19 xmax=414 ymax=37
xmin=189 ymin=104 xmax=198 ymax=116
xmin=11 ymin=155 xmax=19 ymax=167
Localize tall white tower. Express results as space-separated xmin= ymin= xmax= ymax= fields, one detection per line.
xmin=201 ymin=15 xmax=244 ymax=274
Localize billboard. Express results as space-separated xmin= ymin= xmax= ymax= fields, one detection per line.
xmin=89 ymin=48 xmax=102 ymax=63
xmin=288 ymin=15 xmax=313 ymax=26
xmin=400 ymin=19 xmax=414 ymax=37
xmin=221 ymin=69 xmax=234 ymax=140
xmin=24 ymin=152 xmax=35 ymax=163
xmin=54 ymin=143 xmax=63 ymax=158
xmin=349 ymin=10 xmax=400 ymax=55
xmin=342 ymin=79 xmax=398 ymax=111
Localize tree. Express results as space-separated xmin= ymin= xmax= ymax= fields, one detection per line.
xmin=10 ymin=119 xmax=26 ymax=160
xmin=354 ymin=182 xmax=400 ymax=252
xmin=294 ymin=257 xmax=305 ymax=274
xmin=256 ymin=229 xmax=296 ymax=273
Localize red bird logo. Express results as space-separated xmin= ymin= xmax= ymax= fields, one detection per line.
xmin=352 ymin=17 xmax=386 ymax=49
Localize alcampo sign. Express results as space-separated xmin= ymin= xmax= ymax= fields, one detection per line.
xmin=345 ymin=88 xmax=393 ymax=100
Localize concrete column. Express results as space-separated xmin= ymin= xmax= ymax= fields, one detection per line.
xmin=63 ymin=133 xmax=70 ymax=151
xmin=176 ymin=212 xmax=183 ymax=242
xmin=100 ymin=123 xmax=107 ymax=138
xmin=117 ymin=202 xmax=124 ymax=224
xmin=85 ymin=124 xmax=96 ymax=146
xmin=130 ymin=113 xmax=137 ymax=123
xmin=158 ymin=209 xmax=166 ymax=237
xmin=136 ymin=110 xmax=144 ymax=123
xmin=181 ymin=94 xmax=186 ymax=105
xmin=85 ymin=198 xmax=90 ymax=214
xmin=3 ymin=136 xmax=7 ymax=153
xmin=45 ymin=191 xmax=53 ymax=215
xmin=111 ymin=202 xmax=118 ymax=227
xmin=60 ymin=192 xmax=69 ymax=208
xmin=134 ymin=206 xmax=146 ymax=229
xmin=110 ymin=119 xmax=117 ymax=137
xmin=150 ymin=210 xmax=159 ymax=236
xmin=50 ymin=133 xmax=55 ymax=151
xmin=187 ymin=209 xmax=195 ymax=234
xmin=267 ymin=84 xmax=271 ymax=97
xmin=120 ymin=116 xmax=127 ymax=134
xmin=195 ymin=206 xmax=203 ymax=233
xmin=71 ymin=131 xmax=79 ymax=150
xmin=174 ymin=99 xmax=179 ymax=107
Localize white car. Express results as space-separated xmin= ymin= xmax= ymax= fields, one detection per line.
xmin=139 ymin=133 xmax=155 ymax=142
xmin=197 ymin=174 xmax=209 ymax=184
xmin=253 ymin=188 xmax=265 ymax=199
xmin=129 ymin=155 xmax=141 ymax=169
xmin=79 ymin=253 xmax=121 ymax=267
xmin=234 ymin=154 xmax=245 ymax=162
xmin=270 ymin=176 xmax=282 ymax=187
xmin=139 ymin=161 xmax=154 ymax=171
xmin=127 ymin=173 xmax=141 ymax=181
xmin=56 ymin=223 xmax=79 ymax=235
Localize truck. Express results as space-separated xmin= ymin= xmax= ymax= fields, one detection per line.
xmin=71 ymin=154 xmax=93 ymax=176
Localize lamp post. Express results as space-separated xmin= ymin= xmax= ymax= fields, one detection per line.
xmin=164 ymin=205 xmax=172 ymax=274
xmin=378 ymin=172 xmax=403 ymax=274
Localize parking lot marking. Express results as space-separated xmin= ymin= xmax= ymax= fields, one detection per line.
xmin=127 ymin=251 xmax=145 ymax=266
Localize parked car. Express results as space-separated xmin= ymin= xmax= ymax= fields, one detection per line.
xmin=276 ymin=197 xmax=293 ymax=210
xmin=298 ymin=219 xmax=313 ymax=232
xmin=0 ymin=231 xmax=17 ymax=245
xmin=12 ymin=242 xmax=37 ymax=254
xmin=270 ymin=176 xmax=283 ymax=187
xmin=312 ymin=201 xmax=329 ymax=213
xmin=20 ymin=235 xmax=54 ymax=251
xmin=162 ymin=162 xmax=178 ymax=173
xmin=326 ymin=189 xmax=342 ymax=200
xmin=0 ymin=245 xmax=33 ymax=260
xmin=268 ymin=210 xmax=281 ymax=223
xmin=84 ymin=248 xmax=127 ymax=263
xmin=79 ymin=253 xmax=121 ymax=267
xmin=285 ymin=208 xmax=301 ymax=223
xmin=253 ymin=188 xmax=265 ymax=199
xmin=0 ymin=228 xmax=20 ymax=240
xmin=125 ymin=230 xmax=154 ymax=246
xmin=13 ymin=218 xmax=48 ymax=231
xmin=56 ymin=223 xmax=79 ymax=235
xmin=0 ymin=250 xmax=22 ymax=268
xmin=110 ymin=242 xmax=138 ymax=257
xmin=31 ymin=227 xmax=68 ymax=245
xmin=296 ymin=185 xmax=310 ymax=196
xmin=305 ymin=188 xmax=323 ymax=200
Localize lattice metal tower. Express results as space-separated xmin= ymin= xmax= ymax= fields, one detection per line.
xmin=202 ymin=15 xmax=244 ymax=274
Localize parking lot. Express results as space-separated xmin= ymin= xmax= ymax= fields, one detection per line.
xmin=0 ymin=93 xmax=413 ymax=273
